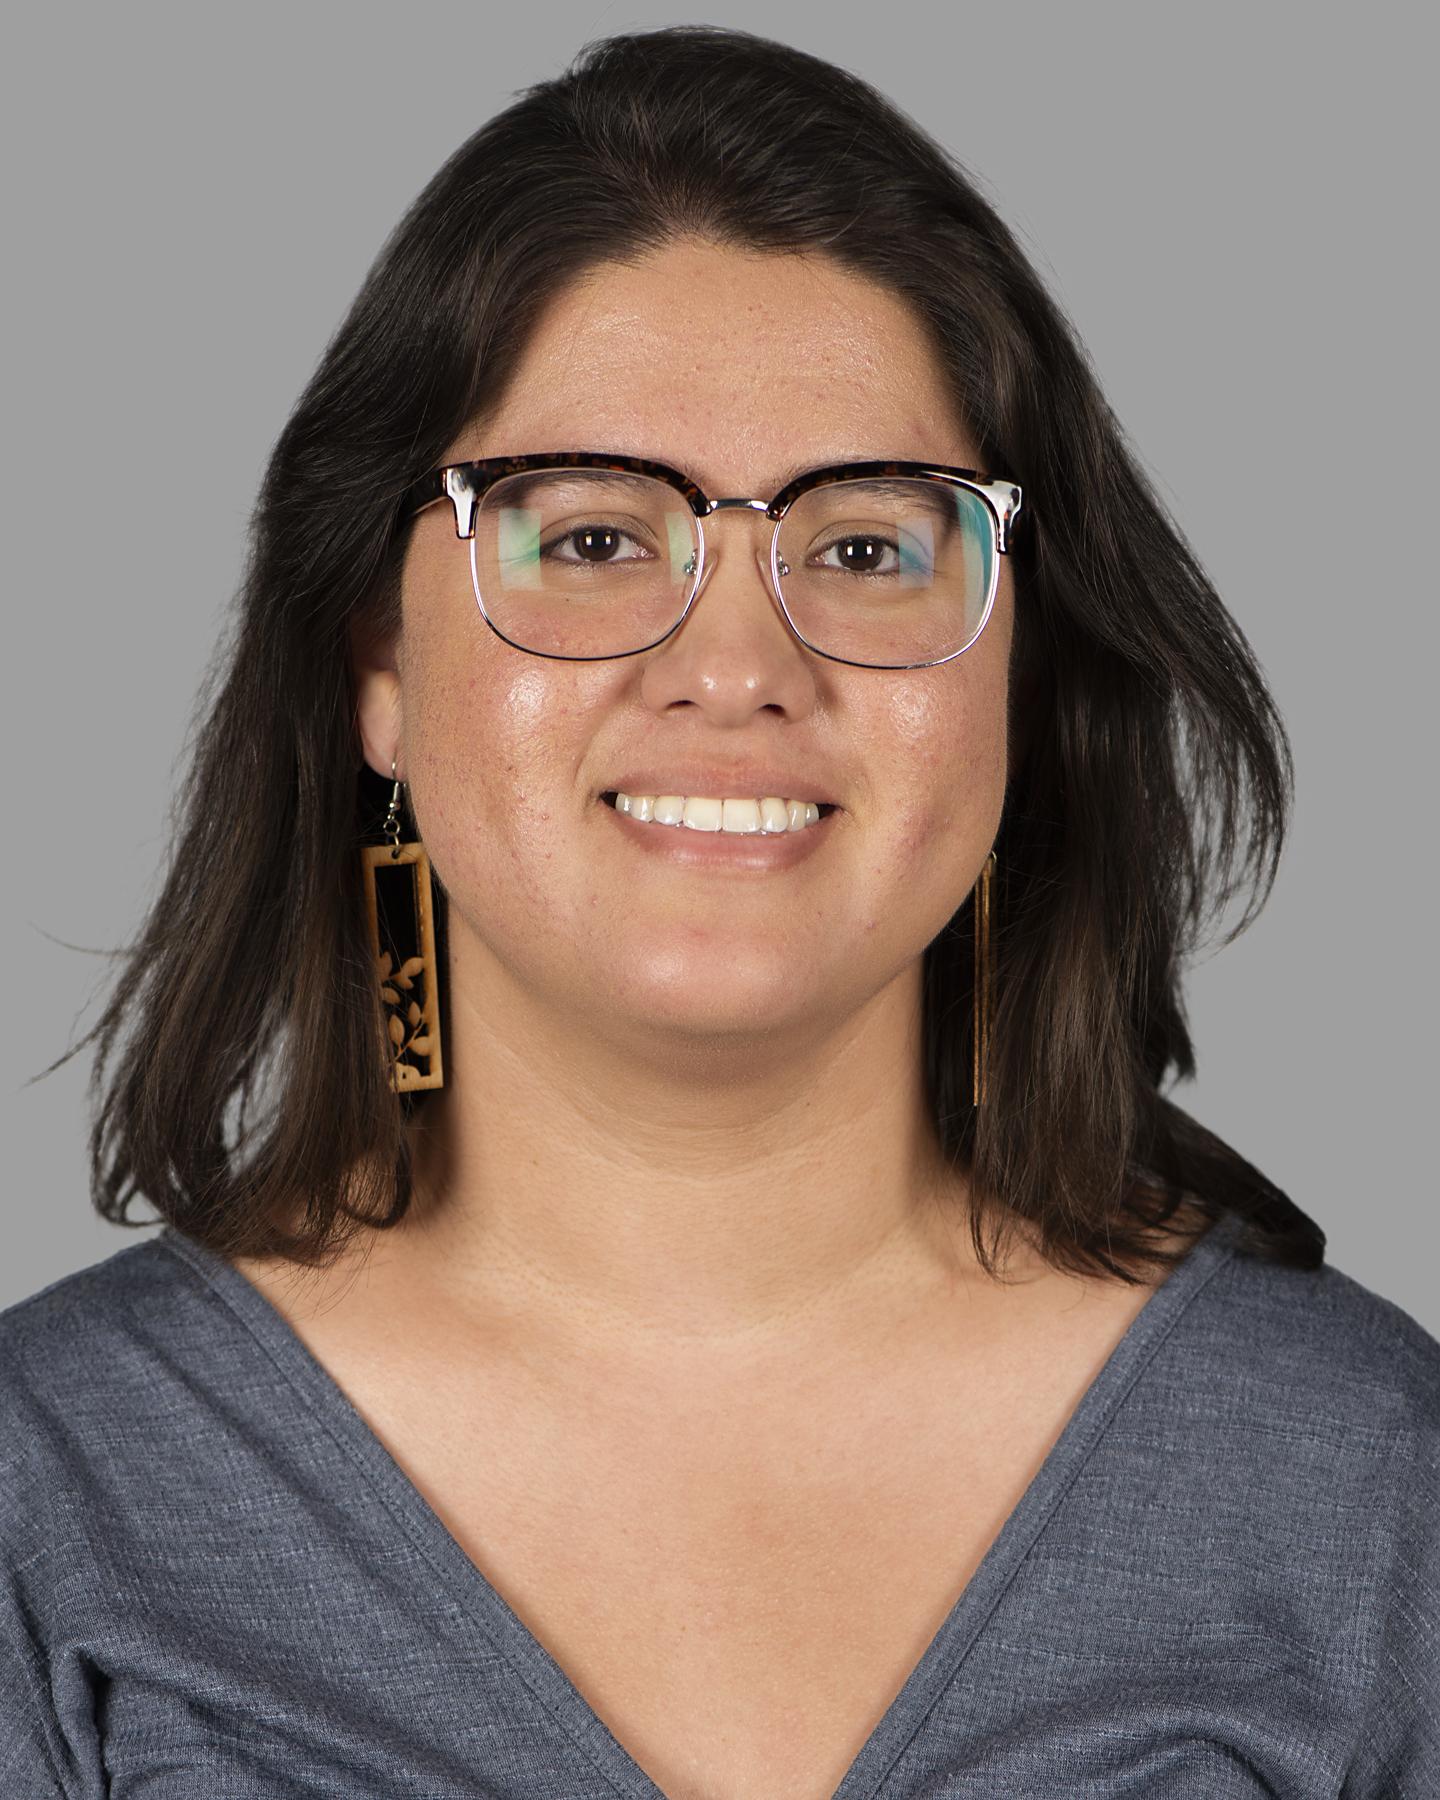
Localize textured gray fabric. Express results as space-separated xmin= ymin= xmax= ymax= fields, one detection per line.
xmin=1 ymin=1208 xmax=1436 ymax=1798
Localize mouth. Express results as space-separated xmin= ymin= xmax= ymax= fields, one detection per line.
xmin=595 ymin=789 xmax=842 ymax=870
xmin=598 ymin=792 xmax=839 ymax=820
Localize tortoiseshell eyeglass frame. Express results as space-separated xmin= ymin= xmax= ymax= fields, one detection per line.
xmin=397 ymin=451 xmax=1024 ymax=670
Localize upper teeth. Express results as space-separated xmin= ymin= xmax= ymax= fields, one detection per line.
xmin=615 ymin=794 xmax=822 ymax=833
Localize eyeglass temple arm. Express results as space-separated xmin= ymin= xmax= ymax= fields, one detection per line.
xmin=400 ymin=468 xmax=480 ymax=538
xmin=978 ymin=482 xmax=1022 ymax=553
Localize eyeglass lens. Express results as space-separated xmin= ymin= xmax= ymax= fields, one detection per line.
xmin=469 ymin=468 xmax=996 ymax=666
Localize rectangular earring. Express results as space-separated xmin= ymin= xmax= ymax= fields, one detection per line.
xmin=360 ymin=765 xmax=445 ymax=1092
xmin=972 ymin=850 xmax=995 ymax=1106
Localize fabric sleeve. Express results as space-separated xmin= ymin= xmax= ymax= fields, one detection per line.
xmin=1 ymin=1326 xmax=107 ymax=1800
xmin=0 ymin=1542 xmax=84 ymax=1799
xmin=1340 ymin=1349 xmax=1440 ymax=1797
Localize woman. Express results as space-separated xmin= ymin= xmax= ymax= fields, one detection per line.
xmin=4 ymin=23 xmax=1435 ymax=1798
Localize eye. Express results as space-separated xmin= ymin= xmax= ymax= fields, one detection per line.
xmin=540 ymin=522 xmax=656 ymax=565
xmin=811 ymin=533 xmax=901 ymax=575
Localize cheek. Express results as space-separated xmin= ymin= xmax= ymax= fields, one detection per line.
xmin=851 ymin=671 xmax=1005 ymax=964
xmin=400 ymin=617 xmax=581 ymax=892
xmin=872 ymin=653 xmax=1009 ymax=869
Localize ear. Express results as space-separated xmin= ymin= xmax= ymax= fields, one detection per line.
xmin=350 ymin=614 xmax=404 ymax=781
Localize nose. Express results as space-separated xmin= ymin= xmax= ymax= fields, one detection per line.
xmin=636 ymin=499 xmax=818 ymax=723
xmin=688 ymin=498 xmax=786 ymax=613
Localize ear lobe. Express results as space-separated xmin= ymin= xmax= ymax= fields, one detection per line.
xmin=351 ymin=617 xmax=403 ymax=780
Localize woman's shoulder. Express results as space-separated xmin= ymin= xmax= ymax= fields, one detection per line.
xmin=1188 ymin=1218 xmax=1440 ymax=1439
xmin=1125 ymin=1215 xmax=1440 ymax=1615
xmin=0 ymin=1232 xmax=199 ymax=1389
xmin=1188 ymin=1229 xmax=1440 ymax=1787
xmin=0 ymin=1232 xmax=241 ymax=1527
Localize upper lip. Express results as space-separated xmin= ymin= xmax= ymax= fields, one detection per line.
xmin=599 ymin=766 xmax=842 ymax=806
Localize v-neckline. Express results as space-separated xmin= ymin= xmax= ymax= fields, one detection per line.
xmin=157 ymin=1208 xmax=1245 ymax=1800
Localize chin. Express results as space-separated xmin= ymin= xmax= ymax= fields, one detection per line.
xmin=593 ymin=954 xmax=834 ymax=1047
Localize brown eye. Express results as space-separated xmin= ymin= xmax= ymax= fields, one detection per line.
xmin=815 ymin=534 xmax=900 ymax=575
xmin=539 ymin=524 xmax=653 ymax=564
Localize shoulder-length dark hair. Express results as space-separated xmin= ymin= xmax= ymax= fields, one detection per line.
xmin=49 ymin=24 xmax=1322 ymax=1282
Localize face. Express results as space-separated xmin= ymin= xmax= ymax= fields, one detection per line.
xmin=356 ymin=238 xmax=1013 ymax=1060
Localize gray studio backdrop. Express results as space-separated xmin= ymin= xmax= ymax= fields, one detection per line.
xmin=6 ymin=3 xmax=1434 ymax=1329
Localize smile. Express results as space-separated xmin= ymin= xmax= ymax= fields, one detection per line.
xmin=602 ymin=792 xmax=837 ymax=833
xmin=598 ymin=791 xmax=841 ymax=869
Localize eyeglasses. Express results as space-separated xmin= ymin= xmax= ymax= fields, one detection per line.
xmin=399 ymin=452 xmax=1023 ymax=670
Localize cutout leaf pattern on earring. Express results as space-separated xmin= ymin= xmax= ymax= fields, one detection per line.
xmin=360 ymin=839 xmax=445 ymax=1091
xmin=376 ymin=951 xmax=435 ymax=1086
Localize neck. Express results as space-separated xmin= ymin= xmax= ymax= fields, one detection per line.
xmin=365 ymin=928 xmax=1019 ymax=1364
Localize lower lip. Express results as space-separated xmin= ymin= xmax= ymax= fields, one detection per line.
xmin=598 ymin=798 xmax=840 ymax=870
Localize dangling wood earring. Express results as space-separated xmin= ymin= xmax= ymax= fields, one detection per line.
xmin=972 ymin=850 xmax=996 ymax=1106
xmin=360 ymin=759 xmax=445 ymax=1092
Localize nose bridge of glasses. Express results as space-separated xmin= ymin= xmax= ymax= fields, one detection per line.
xmin=691 ymin=496 xmax=785 ymax=601
xmin=705 ymin=497 xmax=777 ymax=516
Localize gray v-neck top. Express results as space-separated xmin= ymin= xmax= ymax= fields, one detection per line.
xmin=2 ymin=1209 xmax=1437 ymax=1798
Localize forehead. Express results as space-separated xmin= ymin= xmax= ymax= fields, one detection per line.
xmin=452 ymin=238 xmax=976 ymax=489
